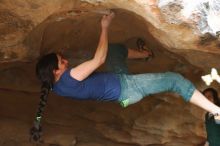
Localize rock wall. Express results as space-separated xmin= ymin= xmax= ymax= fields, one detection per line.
xmin=0 ymin=0 xmax=220 ymax=146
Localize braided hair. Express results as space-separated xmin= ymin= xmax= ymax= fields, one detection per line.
xmin=31 ymin=53 xmax=58 ymax=141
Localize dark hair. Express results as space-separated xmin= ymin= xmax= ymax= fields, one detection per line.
xmin=36 ymin=53 xmax=59 ymax=88
xmin=34 ymin=53 xmax=58 ymax=129
xmin=202 ymin=88 xmax=220 ymax=106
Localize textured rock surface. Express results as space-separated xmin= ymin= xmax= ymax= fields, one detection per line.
xmin=1 ymin=0 xmax=220 ymax=146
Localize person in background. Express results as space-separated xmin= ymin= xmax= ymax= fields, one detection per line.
xmin=203 ymin=88 xmax=220 ymax=146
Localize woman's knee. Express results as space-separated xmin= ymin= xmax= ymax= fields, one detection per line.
xmin=166 ymin=72 xmax=196 ymax=101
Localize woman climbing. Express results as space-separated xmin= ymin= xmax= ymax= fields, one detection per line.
xmin=30 ymin=11 xmax=220 ymax=142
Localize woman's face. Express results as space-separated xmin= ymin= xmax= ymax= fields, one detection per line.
xmin=204 ymin=91 xmax=214 ymax=103
xmin=57 ymin=54 xmax=68 ymax=71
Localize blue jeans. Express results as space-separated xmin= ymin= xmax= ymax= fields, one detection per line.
xmin=118 ymin=72 xmax=195 ymax=107
xmin=106 ymin=44 xmax=196 ymax=107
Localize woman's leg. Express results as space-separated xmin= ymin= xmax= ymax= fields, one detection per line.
xmin=127 ymin=38 xmax=153 ymax=59
xmin=122 ymin=72 xmax=220 ymax=117
xmin=190 ymin=90 xmax=220 ymax=118
xmin=106 ymin=44 xmax=129 ymax=74
xmin=119 ymin=72 xmax=192 ymax=107
xmin=106 ymin=41 xmax=153 ymax=74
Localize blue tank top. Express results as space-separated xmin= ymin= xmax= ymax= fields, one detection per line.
xmin=52 ymin=69 xmax=121 ymax=101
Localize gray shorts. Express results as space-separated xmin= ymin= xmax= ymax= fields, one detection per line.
xmin=106 ymin=44 xmax=129 ymax=74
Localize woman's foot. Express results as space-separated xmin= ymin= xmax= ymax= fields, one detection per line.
xmin=136 ymin=38 xmax=154 ymax=61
